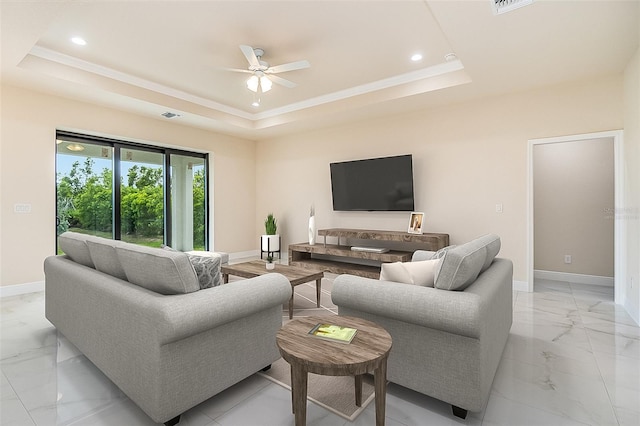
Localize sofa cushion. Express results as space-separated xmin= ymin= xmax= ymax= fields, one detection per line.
xmin=380 ymin=259 xmax=439 ymax=287
xmin=185 ymin=251 xmax=223 ymax=289
xmin=434 ymin=237 xmax=490 ymax=291
xmin=432 ymin=245 xmax=456 ymax=260
xmin=86 ymin=238 xmax=128 ymax=281
xmin=479 ymin=234 xmax=501 ymax=272
xmin=116 ymin=244 xmax=200 ymax=294
xmin=58 ymin=232 xmax=95 ymax=268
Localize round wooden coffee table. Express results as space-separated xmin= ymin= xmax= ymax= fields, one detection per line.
xmin=276 ymin=315 xmax=392 ymax=426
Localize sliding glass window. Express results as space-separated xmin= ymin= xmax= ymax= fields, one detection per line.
xmin=56 ymin=131 xmax=208 ymax=251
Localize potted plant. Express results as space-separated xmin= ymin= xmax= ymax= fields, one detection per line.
xmin=261 ymin=213 xmax=280 ymax=257
xmin=265 ymin=255 xmax=275 ymax=270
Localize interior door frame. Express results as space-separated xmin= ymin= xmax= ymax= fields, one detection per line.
xmin=527 ymin=130 xmax=625 ymax=303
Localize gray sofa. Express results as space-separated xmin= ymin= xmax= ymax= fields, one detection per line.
xmin=331 ymin=234 xmax=513 ymax=419
xmin=44 ymin=232 xmax=291 ymax=425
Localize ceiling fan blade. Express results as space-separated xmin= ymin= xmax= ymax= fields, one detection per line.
xmin=220 ymin=67 xmax=253 ymax=74
xmin=239 ymin=45 xmax=260 ymax=68
xmin=268 ymin=74 xmax=297 ymax=88
xmin=267 ymin=60 xmax=310 ymax=74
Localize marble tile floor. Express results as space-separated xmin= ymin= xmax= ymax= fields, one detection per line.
xmin=1 ymin=278 xmax=638 ymax=426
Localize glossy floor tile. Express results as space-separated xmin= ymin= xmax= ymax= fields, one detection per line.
xmin=1 ymin=278 xmax=638 ymax=425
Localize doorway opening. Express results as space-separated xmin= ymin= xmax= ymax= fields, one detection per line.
xmin=527 ymin=131 xmax=625 ymax=304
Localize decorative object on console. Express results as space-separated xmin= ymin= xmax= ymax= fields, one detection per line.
xmin=266 ymin=255 xmax=275 ymax=270
xmin=261 ymin=213 xmax=281 ymax=259
xmin=308 ymin=204 xmax=316 ymax=245
xmin=408 ymin=211 xmax=424 ymax=234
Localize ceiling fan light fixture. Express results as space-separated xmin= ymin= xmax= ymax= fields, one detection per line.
xmin=260 ymin=76 xmax=272 ymax=92
xmin=246 ymin=75 xmax=259 ymax=92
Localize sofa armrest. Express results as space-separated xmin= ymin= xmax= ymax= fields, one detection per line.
xmin=154 ymin=273 xmax=292 ymax=345
xmin=332 ymin=275 xmax=482 ymax=338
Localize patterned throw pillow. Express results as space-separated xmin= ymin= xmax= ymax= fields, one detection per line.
xmin=186 ymin=252 xmax=222 ymax=290
xmin=162 ymin=246 xmax=222 ymax=290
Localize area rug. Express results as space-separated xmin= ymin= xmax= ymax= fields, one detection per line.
xmin=258 ymin=357 xmax=376 ymax=421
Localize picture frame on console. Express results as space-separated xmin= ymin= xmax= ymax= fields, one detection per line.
xmin=408 ymin=212 xmax=424 ymax=234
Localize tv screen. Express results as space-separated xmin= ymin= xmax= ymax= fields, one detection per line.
xmin=330 ymin=154 xmax=415 ymax=211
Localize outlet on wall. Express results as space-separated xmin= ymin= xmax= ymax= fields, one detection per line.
xmin=564 ymin=255 xmax=572 ymax=264
xmin=14 ymin=203 xmax=31 ymax=213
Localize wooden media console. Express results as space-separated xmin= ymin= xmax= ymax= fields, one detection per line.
xmin=289 ymin=228 xmax=449 ymax=279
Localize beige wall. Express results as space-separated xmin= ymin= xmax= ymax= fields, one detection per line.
xmin=533 ymin=138 xmax=614 ymax=277
xmin=623 ymin=43 xmax=640 ymax=321
xmin=257 ymin=75 xmax=624 ymax=283
xmin=0 ymin=73 xmax=630 ymax=289
xmin=0 ymin=84 xmax=256 ymax=287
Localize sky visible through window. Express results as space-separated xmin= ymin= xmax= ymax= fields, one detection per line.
xmin=56 ymin=154 xmax=162 ymax=185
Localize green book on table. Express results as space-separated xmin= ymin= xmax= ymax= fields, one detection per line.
xmin=308 ymin=323 xmax=357 ymax=344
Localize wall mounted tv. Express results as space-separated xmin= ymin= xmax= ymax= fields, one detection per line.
xmin=330 ymin=154 xmax=415 ymax=211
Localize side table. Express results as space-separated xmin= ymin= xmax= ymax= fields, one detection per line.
xmin=276 ymin=315 xmax=392 ymax=426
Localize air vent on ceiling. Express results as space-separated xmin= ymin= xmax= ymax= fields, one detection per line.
xmin=492 ymin=0 xmax=533 ymax=15
xmin=161 ymin=112 xmax=180 ymax=119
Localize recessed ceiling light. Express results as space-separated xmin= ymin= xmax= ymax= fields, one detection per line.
xmin=71 ymin=37 xmax=87 ymax=46
xmin=251 ymin=101 xmax=260 ymax=108
xmin=411 ymin=53 xmax=423 ymax=62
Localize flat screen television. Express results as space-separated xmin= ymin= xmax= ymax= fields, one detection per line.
xmin=330 ymin=154 xmax=415 ymax=211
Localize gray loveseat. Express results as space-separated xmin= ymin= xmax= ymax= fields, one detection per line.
xmin=331 ymin=234 xmax=512 ymax=419
xmin=45 ymin=232 xmax=291 ymax=425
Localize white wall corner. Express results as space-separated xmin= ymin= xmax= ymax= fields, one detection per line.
xmin=0 ymin=281 xmax=45 ymax=298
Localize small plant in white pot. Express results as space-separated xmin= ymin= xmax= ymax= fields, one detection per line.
xmin=265 ymin=255 xmax=275 ymax=270
xmin=261 ymin=213 xmax=280 ymax=257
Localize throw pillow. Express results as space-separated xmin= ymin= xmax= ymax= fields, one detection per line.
xmin=185 ymin=251 xmax=223 ymax=289
xmin=379 ymin=259 xmax=439 ymax=287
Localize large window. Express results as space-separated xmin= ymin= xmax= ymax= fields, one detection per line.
xmin=56 ymin=131 xmax=208 ymax=251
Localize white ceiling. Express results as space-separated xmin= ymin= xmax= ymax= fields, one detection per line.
xmin=1 ymin=0 xmax=638 ymax=140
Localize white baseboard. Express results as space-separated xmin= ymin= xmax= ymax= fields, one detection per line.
xmin=534 ymin=270 xmax=614 ymax=287
xmin=229 ymin=250 xmax=260 ymax=261
xmin=512 ymin=280 xmax=529 ymax=292
xmin=0 ymin=281 xmax=45 ymax=298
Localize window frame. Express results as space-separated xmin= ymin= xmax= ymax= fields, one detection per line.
xmin=55 ymin=130 xmax=209 ymax=251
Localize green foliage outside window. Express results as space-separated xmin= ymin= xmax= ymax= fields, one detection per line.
xmin=57 ymin=157 xmax=206 ymax=249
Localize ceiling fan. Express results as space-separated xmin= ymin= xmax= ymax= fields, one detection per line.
xmin=228 ymin=45 xmax=310 ymax=93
